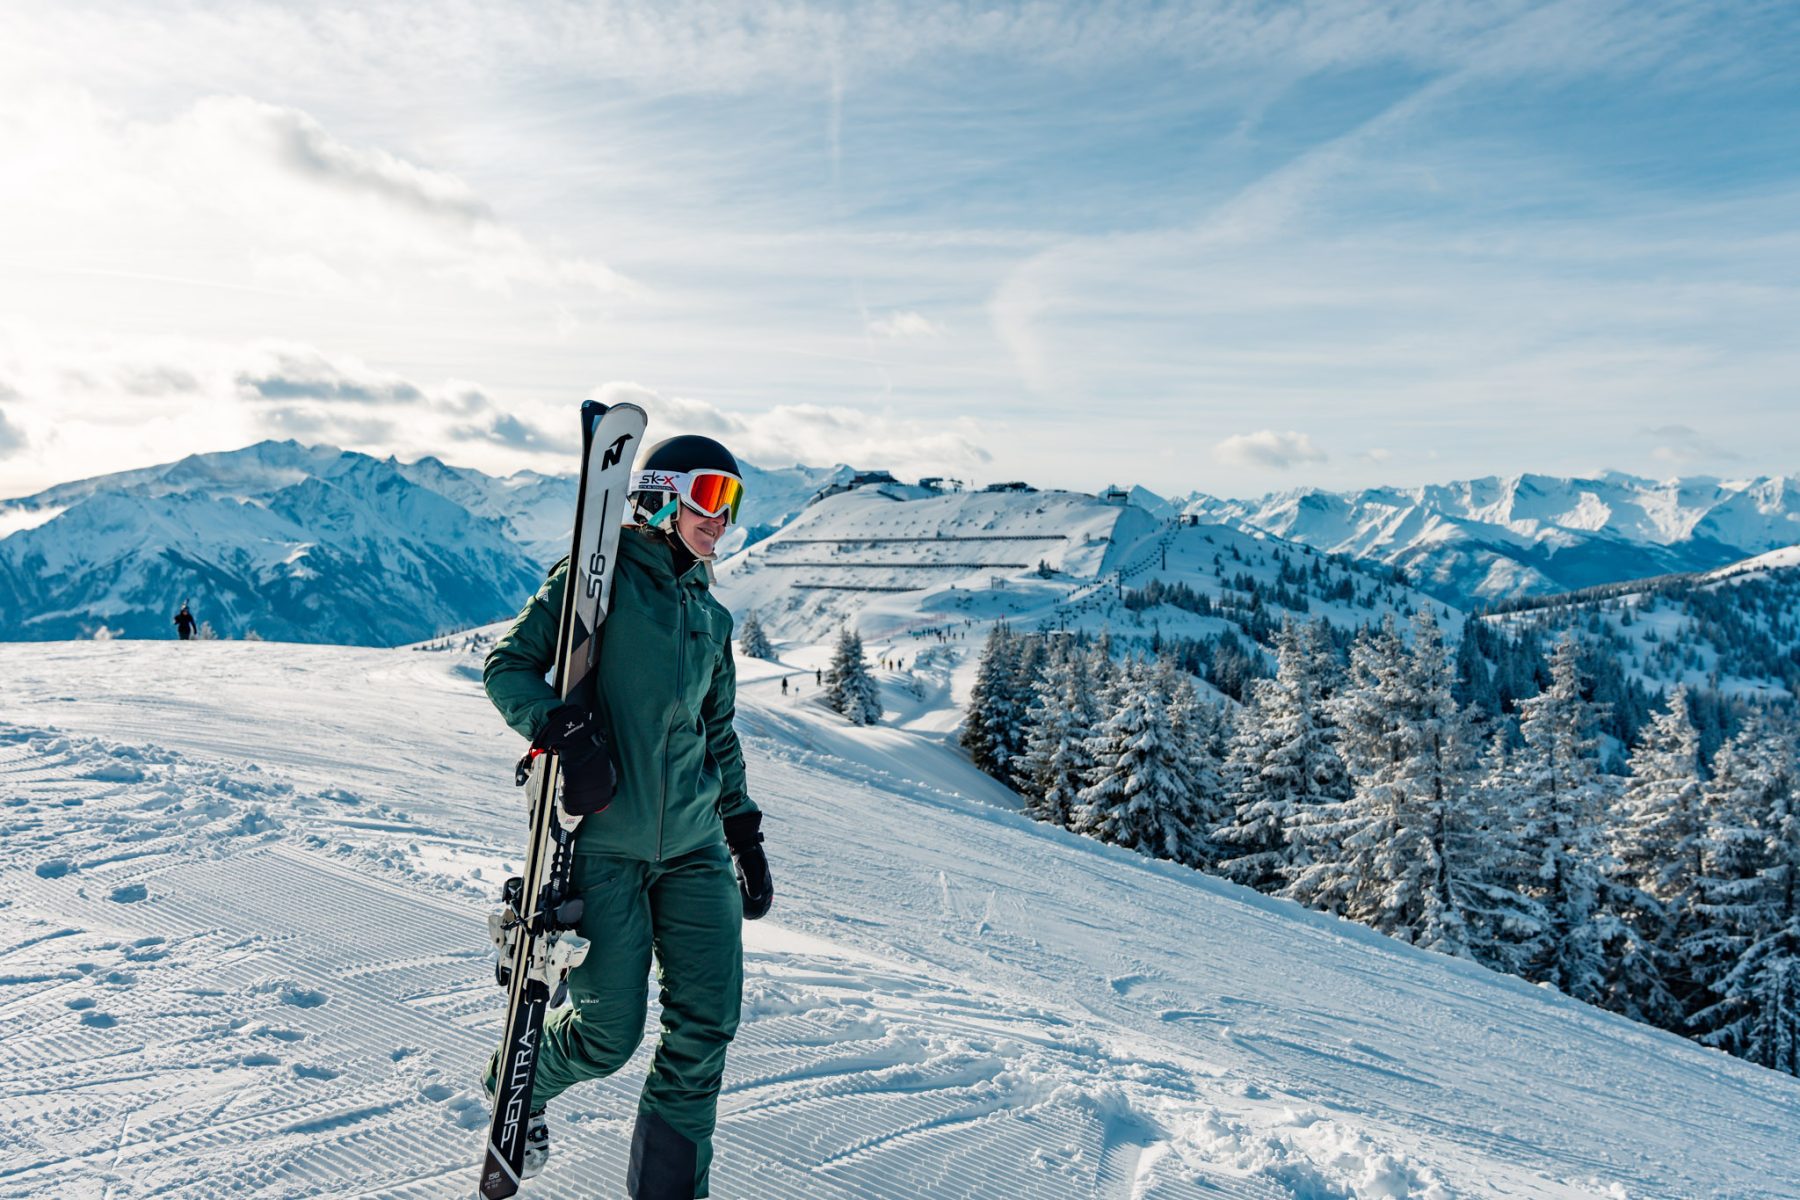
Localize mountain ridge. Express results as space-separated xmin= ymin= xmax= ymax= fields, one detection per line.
xmin=6 ymin=440 xmax=1795 ymax=652
xmin=1185 ymin=468 xmax=1800 ymax=606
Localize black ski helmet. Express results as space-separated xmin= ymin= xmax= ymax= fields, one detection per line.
xmin=629 ymin=434 xmax=743 ymax=525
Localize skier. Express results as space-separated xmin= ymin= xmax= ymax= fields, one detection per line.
xmin=481 ymin=434 xmax=773 ymax=1199
xmin=173 ymin=602 xmax=197 ymax=641
xmin=780 ymin=676 xmax=789 ymax=697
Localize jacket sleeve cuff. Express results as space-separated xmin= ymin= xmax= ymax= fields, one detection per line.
xmin=722 ymin=810 xmax=763 ymax=850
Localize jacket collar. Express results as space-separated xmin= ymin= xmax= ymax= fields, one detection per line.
xmin=621 ymin=525 xmax=712 ymax=589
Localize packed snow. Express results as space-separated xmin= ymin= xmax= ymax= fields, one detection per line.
xmin=2 ymin=637 xmax=1797 ymax=1199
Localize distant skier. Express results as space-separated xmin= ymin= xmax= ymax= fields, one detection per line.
xmin=173 ymin=603 xmax=197 ymax=641
xmin=780 ymin=676 xmax=789 ymax=697
xmin=482 ymin=434 xmax=771 ymax=1199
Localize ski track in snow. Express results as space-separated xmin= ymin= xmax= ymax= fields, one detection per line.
xmin=1 ymin=640 xmax=1797 ymax=1199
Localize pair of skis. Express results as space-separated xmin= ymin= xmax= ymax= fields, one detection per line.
xmin=478 ymin=399 xmax=647 ymax=1199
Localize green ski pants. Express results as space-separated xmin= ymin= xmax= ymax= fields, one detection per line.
xmin=499 ymin=840 xmax=744 ymax=1196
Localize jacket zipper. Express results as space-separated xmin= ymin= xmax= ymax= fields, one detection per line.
xmin=657 ymin=575 xmax=687 ymax=862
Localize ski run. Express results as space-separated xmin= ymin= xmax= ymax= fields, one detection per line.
xmin=2 ymin=635 xmax=1797 ymax=1199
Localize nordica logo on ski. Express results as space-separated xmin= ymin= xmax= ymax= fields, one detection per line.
xmin=500 ymin=1025 xmax=539 ymax=1146
xmin=601 ymin=433 xmax=635 ymax=470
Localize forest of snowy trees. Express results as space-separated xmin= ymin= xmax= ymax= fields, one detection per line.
xmin=962 ymin=616 xmax=1800 ymax=1077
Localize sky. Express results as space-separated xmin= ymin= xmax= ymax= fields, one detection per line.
xmin=0 ymin=0 xmax=1796 ymax=502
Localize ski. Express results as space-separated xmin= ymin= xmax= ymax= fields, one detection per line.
xmin=478 ymin=398 xmax=647 ymax=1199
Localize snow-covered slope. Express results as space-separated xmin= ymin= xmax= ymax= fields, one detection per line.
xmin=5 ymin=638 xmax=1792 ymax=1198
xmin=716 ymin=486 xmax=1129 ymax=643
xmin=715 ymin=486 xmax=1455 ymax=670
xmin=1706 ymin=543 xmax=1800 ymax=583
xmin=1482 ymin=543 xmax=1800 ymax=701
xmin=1187 ymin=471 xmax=1800 ymax=608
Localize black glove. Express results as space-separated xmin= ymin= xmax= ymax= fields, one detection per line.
xmin=533 ymin=704 xmax=617 ymax=816
xmin=723 ymin=811 xmax=772 ymax=920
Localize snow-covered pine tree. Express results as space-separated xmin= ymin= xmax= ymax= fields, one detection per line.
xmin=1687 ymin=708 xmax=1800 ymax=1074
xmin=1015 ymin=633 xmax=1049 ymax=710
xmin=1085 ymin=631 xmax=1121 ymax=710
xmin=960 ymin=624 xmax=1029 ymax=780
xmin=1015 ymin=639 xmax=1097 ymax=828
xmin=1605 ymin=685 xmax=1704 ymax=1024
xmin=1282 ymin=618 xmax=1407 ymax=919
xmin=1157 ymin=656 xmax=1226 ymax=866
xmin=1302 ymin=617 xmax=1345 ymax=703
xmin=738 ymin=608 xmax=775 ymax=660
xmin=1074 ymin=657 xmax=1206 ymax=863
xmin=824 ymin=626 xmax=883 ymax=725
xmin=1214 ymin=618 xmax=1347 ymax=893
xmin=1462 ymin=721 xmax=1552 ymax=976
xmin=1512 ymin=632 xmax=1616 ymax=1003
xmin=1285 ymin=612 xmax=1482 ymax=954
xmin=1453 ymin=624 xmax=1502 ymax=722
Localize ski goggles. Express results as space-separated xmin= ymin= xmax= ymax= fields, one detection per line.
xmin=630 ymin=468 xmax=745 ymax=523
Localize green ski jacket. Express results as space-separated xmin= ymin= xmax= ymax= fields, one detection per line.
xmin=483 ymin=527 xmax=757 ymax=861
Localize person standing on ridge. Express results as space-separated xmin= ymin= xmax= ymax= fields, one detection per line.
xmin=481 ymin=434 xmax=773 ymax=1199
xmin=173 ymin=602 xmax=197 ymax=641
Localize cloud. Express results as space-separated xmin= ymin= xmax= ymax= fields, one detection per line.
xmin=437 ymin=381 xmax=494 ymax=416
xmin=258 ymin=404 xmax=398 ymax=445
xmin=1643 ymin=424 xmax=1742 ymax=465
xmin=0 ymin=406 xmax=26 ymax=457
xmin=868 ymin=310 xmax=944 ymax=340
xmin=2 ymin=90 xmax=629 ymax=302
xmin=0 ymin=327 xmax=608 ymax=493
xmin=1214 ymin=430 xmax=1328 ymax=470
xmin=1357 ymin=448 xmax=1393 ymax=464
xmin=119 ymin=365 xmax=202 ymax=396
xmin=591 ymin=382 xmax=991 ymax=476
xmin=236 ymin=345 xmax=424 ymax=404
xmin=3 ymin=1 xmax=1792 ymax=501
xmin=450 ymin=410 xmax=579 ymax=454
xmin=249 ymin=100 xmax=493 ymax=224
xmin=8 ymin=2 xmax=1725 ymax=105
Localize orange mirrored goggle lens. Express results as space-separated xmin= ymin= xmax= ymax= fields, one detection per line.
xmin=682 ymin=472 xmax=743 ymax=522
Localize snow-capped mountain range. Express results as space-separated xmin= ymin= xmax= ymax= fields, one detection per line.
xmin=0 ymin=441 xmax=540 ymax=645
xmin=0 ymin=440 xmax=848 ymax=644
xmin=5 ymin=441 xmax=1796 ymax=669
xmin=1186 ymin=471 xmax=1800 ymax=608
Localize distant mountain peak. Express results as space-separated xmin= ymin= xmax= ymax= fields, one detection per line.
xmin=1184 ymin=469 xmax=1800 ymax=608
xmin=0 ymin=439 xmax=871 ymax=644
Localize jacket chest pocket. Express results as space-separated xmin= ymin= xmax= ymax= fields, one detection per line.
xmin=682 ymin=602 xmax=727 ymax=700
xmin=687 ymin=602 xmax=729 ymax=646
